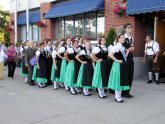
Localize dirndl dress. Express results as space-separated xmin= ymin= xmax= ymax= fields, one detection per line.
xmin=77 ymin=51 xmax=94 ymax=88
xmin=21 ymin=50 xmax=28 ymax=77
xmin=108 ymin=51 xmax=130 ymax=91
xmin=92 ymin=46 xmax=112 ymax=88
xmin=33 ymin=50 xmax=47 ymax=83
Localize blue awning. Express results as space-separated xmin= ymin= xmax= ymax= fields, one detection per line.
xmin=126 ymin=0 xmax=165 ymax=15
xmin=17 ymin=9 xmax=40 ymax=25
xmin=44 ymin=0 xmax=104 ymax=19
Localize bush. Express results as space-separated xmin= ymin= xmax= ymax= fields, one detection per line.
xmin=106 ymin=28 xmax=116 ymax=46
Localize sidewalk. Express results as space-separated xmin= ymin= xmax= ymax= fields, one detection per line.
xmin=0 ymin=68 xmax=165 ymax=124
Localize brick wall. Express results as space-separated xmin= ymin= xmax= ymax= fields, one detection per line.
xmin=40 ymin=2 xmax=55 ymax=41
xmin=10 ymin=13 xmax=21 ymax=43
xmin=104 ymin=0 xmax=146 ymax=57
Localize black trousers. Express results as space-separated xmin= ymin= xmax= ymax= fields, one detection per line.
xmin=8 ymin=61 xmax=16 ymax=78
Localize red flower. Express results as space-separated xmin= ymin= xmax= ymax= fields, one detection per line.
xmin=6 ymin=27 xmax=12 ymax=32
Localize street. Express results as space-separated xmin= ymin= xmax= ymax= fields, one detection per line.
xmin=0 ymin=68 xmax=165 ymax=124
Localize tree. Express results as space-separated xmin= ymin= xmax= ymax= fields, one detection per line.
xmin=0 ymin=9 xmax=10 ymax=45
xmin=106 ymin=28 xmax=116 ymax=46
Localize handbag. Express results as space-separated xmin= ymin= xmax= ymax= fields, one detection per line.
xmin=29 ymin=56 xmax=37 ymax=66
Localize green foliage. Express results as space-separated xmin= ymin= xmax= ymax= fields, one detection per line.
xmin=106 ymin=28 xmax=116 ymax=46
xmin=15 ymin=41 xmax=22 ymax=47
xmin=0 ymin=9 xmax=10 ymax=45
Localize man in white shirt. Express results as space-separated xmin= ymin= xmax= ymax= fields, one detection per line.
xmin=143 ymin=35 xmax=160 ymax=84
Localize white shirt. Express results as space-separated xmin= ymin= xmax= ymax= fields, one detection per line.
xmin=52 ymin=50 xmax=58 ymax=58
xmin=0 ymin=49 xmax=7 ymax=63
xmin=144 ymin=41 xmax=160 ymax=55
xmin=36 ymin=50 xmax=45 ymax=56
xmin=108 ymin=42 xmax=117 ymax=53
xmin=58 ymin=47 xmax=66 ymax=54
xmin=110 ymin=43 xmax=127 ymax=61
xmin=79 ymin=50 xmax=91 ymax=56
xmin=92 ymin=45 xmax=107 ymax=55
xmin=45 ymin=45 xmax=53 ymax=53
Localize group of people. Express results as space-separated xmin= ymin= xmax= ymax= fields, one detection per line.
xmin=0 ymin=23 xmax=164 ymax=103
xmin=21 ymin=23 xmax=135 ymax=103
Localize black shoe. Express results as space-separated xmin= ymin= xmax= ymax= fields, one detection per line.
xmin=114 ymin=99 xmax=124 ymax=103
xmin=122 ymin=94 xmax=134 ymax=99
xmin=147 ymin=80 xmax=152 ymax=84
xmin=155 ymin=80 xmax=160 ymax=84
xmin=29 ymin=82 xmax=35 ymax=86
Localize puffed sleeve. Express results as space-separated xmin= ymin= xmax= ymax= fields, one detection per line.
xmin=67 ymin=48 xmax=74 ymax=54
xmin=36 ymin=50 xmax=40 ymax=56
xmin=58 ymin=47 xmax=65 ymax=53
xmin=79 ymin=50 xmax=86 ymax=56
xmin=144 ymin=43 xmax=147 ymax=53
xmin=110 ymin=45 xmax=119 ymax=54
xmin=92 ymin=47 xmax=100 ymax=55
xmin=153 ymin=42 xmax=160 ymax=53
xmin=52 ymin=50 xmax=57 ymax=58
xmin=108 ymin=45 xmax=113 ymax=53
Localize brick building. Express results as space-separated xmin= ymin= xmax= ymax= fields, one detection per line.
xmin=9 ymin=0 xmax=165 ymax=78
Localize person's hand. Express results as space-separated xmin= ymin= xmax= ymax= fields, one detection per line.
xmin=54 ymin=66 xmax=57 ymax=70
xmin=97 ymin=59 xmax=102 ymax=62
xmin=82 ymin=61 xmax=87 ymax=64
xmin=129 ymin=47 xmax=134 ymax=52
xmin=37 ymin=65 xmax=40 ymax=69
xmin=117 ymin=60 xmax=123 ymax=63
xmin=25 ymin=63 xmax=29 ymax=67
xmin=143 ymin=58 xmax=145 ymax=63
xmin=69 ymin=60 xmax=74 ymax=62
xmin=163 ymin=51 xmax=165 ymax=56
xmin=154 ymin=58 xmax=158 ymax=63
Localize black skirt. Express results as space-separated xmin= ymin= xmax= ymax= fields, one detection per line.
xmin=127 ymin=60 xmax=134 ymax=86
xmin=74 ymin=60 xmax=81 ymax=84
xmin=101 ymin=59 xmax=113 ymax=87
xmin=22 ymin=57 xmax=28 ymax=74
xmin=36 ymin=59 xmax=47 ymax=78
xmin=55 ymin=59 xmax=62 ymax=78
xmin=120 ymin=62 xmax=129 ymax=86
xmin=82 ymin=61 xmax=94 ymax=87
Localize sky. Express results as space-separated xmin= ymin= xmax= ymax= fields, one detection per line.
xmin=0 ymin=0 xmax=10 ymax=10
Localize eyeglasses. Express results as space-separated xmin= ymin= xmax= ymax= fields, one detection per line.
xmin=127 ymin=27 xmax=132 ymax=29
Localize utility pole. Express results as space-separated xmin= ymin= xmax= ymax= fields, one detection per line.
xmin=14 ymin=0 xmax=17 ymax=43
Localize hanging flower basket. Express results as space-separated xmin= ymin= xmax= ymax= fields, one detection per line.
xmin=86 ymin=37 xmax=97 ymax=41
xmin=113 ymin=4 xmax=126 ymax=17
xmin=35 ymin=21 xmax=45 ymax=27
xmin=6 ymin=26 xmax=12 ymax=32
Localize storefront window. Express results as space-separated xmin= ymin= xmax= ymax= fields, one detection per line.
xmin=97 ymin=12 xmax=104 ymax=37
xmin=85 ymin=13 xmax=96 ymax=38
xmin=54 ymin=12 xmax=105 ymax=39
xmin=75 ymin=15 xmax=84 ymax=37
xmin=32 ymin=25 xmax=39 ymax=42
xmin=29 ymin=25 xmax=32 ymax=40
xmin=55 ymin=19 xmax=64 ymax=40
xmin=65 ymin=16 xmax=74 ymax=38
xmin=20 ymin=25 xmax=26 ymax=42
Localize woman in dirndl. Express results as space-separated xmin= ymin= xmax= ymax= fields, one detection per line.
xmin=108 ymin=34 xmax=130 ymax=103
xmin=76 ymin=41 xmax=94 ymax=96
xmin=91 ymin=37 xmax=112 ymax=98
xmin=64 ymin=40 xmax=81 ymax=95
xmin=51 ymin=41 xmax=66 ymax=90
xmin=33 ymin=42 xmax=47 ymax=88
xmin=21 ymin=41 xmax=29 ymax=83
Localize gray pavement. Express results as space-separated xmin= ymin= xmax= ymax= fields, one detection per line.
xmin=0 ymin=68 xmax=165 ymax=124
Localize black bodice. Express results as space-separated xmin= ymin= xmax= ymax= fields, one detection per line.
xmin=114 ymin=51 xmax=126 ymax=62
xmin=39 ymin=50 xmax=47 ymax=60
xmin=95 ymin=46 xmax=108 ymax=60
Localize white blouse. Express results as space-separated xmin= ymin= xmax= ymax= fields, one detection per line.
xmin=58 ymin=47 xmax=65 ymax=54
xmin=0 ymin=49 xmax=7 ymax=63
xmin=92 ymin=45 xmax=107 ymax=55
xmin=52 ymin=50 xmax=58 ymax=58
